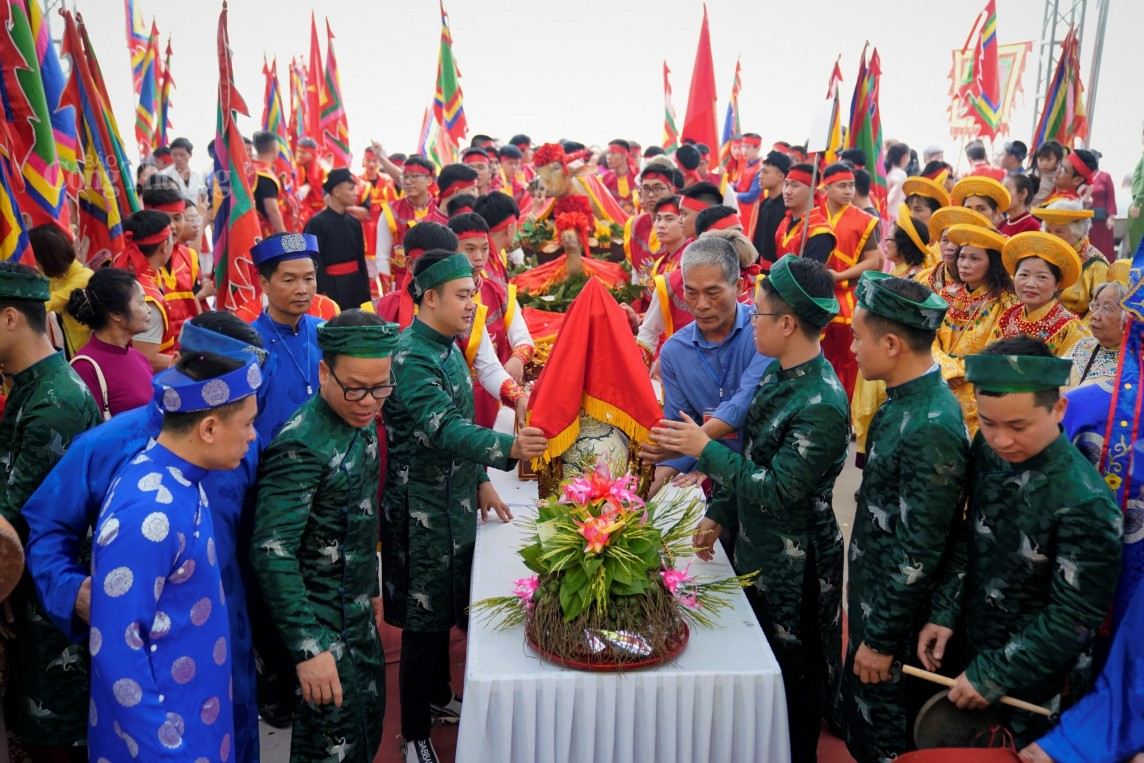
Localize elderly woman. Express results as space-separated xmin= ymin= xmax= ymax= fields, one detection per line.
xmin=1032 ymin=200 xmax=1110 ymax=320
xmin=992 ymin=231 xmax=1091 ymax=357
xmin=1069 ymin=281 xmax=1128 ymax=387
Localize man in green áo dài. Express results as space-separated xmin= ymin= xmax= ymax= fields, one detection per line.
xmin=918 ymin=337 xmax=1123 ymax=745
xmin=251 ymin=309 xmax=399 ymax=763
xmin=0 ymin=261 xmax=100 ymax=756
xmin=842 ymin=272 xmax=969 ymax=762
xmin=380 ymin=250 xmax=548 ymax=763
xmin=653 ymin=254 xmax=850 ymax=763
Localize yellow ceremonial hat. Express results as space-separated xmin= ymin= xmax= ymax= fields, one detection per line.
xmin=1030 ymin=206 xmax=1094 ymax=224
xmin=926 ymin=207 xmax=996 ymax=243
xmin=1002 ymin=231 xmax=1082 ymax=290
xmin=946 ymin=224 xmax=1008 ymax=253
xmin=950 ymin=176 xmax=1011 ymax=211
xmin=896 ymin=204 xmax=930 ymax=254
xmin=901 ymin=177 xmax=951 ymax=208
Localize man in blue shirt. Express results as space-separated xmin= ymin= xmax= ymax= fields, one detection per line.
xmin=23 ymin=312 xmax=268 ymax=763
xmin=250 ymin=232 xmax=324 ymax=443
xmin=641 ymin=236 xmax=770 ymax=496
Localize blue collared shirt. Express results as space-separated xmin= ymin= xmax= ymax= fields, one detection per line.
xmin=252 ymin=311 xmax=321 ymax=443
xmin=659 ymin=302 xmax=771 ymax=473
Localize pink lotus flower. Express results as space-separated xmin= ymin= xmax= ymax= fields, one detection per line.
xmin=513 ymin=576 xmax=540 ymax=610
xmin=660 ymin=562 xmax=700 ymax=610
xmin=562 ymin=459 xmax=645 ymax=509
xmin=575 ymin=513 xmax=622 ymax=554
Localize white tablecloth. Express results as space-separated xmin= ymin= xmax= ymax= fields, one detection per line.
xmin=456 ymin=466 xmax=791 ymax=763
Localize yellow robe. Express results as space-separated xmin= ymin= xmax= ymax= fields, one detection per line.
xmin=1058 ymin=239 xmax=1110 ymax=321
xmin=933 ymin=284 xmax=1017 ymax=436
xmin=851 ymin=261 xmax=933 ymax=455
xmin=46 ymin=259 xmax=93 ymax=356
xmin=991 ymin=298 xmax=1091 ymax=358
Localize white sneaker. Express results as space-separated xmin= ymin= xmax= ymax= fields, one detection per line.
xmin=404 ymin=738 xmax=440 ymax=763
xmin=429 ymin=694 xmax=462 ymax=725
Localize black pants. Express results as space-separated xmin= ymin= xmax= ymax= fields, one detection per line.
xmin=745 ymin=543 xmax=825 ymax=763
xmin=399 ymin=629 xmax=453 ymax=740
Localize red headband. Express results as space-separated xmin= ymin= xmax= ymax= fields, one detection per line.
xmin=403 ymin=164 xmax=432 ymax=176
xmin=679 ymin=196 xmax=708 ymax=212
xmin=144 ymin=201 xmax=185 ymax=215
xmin=641 ymin=170 xmax=673 ymax=187
xmin=607 ymin=145 xmax=627 ymax=154
xmin=125 ymin=226 xmax=172 ymax=246
xmin=462 ymin=154 xmax=488 ymax=166
xmin=657 ymin=203 xmax=681 ymax=217
xmin=489 ymin=215 xmax=517 ymax=232
xmin=406 ymin=247 xmax=426 ymax=261
xmin=709 ymin=214 xmax=742 ymax=231
xmin=1066 ymin=152 xmax=1094 ymax=186
xmin=439 ymin=179 xmax=477 ymax=198
xmin=824 ymin=170 xmax=854 ymax=186
xmin=457 ymin=230 xmax=488 ymax=241
xmin=742 ymin=136 xmax=763 ymax=148
xmin=786 ymin=168 xmax=813 ymax=187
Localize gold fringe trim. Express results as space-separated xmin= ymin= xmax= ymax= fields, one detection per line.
xmin=530 ymin=393 xmax=654 ymax=470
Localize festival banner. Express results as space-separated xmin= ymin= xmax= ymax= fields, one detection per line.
xmin=0 ymin=119 xmax=27 ymax=261
xmin=212 ymin=2 xmax=260 ymax=311
xmin=680 ymin=4 xmax=719 ymax=170
xmin=718 ymin=56 xmax=742 ymax=167
xmin=847 ymin=45 xmax=887 ymax=216
xmin=305 ymin=12 xmax=322 ymax=145
xmin=287 ymin=57 xmax=305 ymax=154
xmin=948 ymin=41 xmax=1031 ymax=141
xmin=825 ymin=56 xmax=844 ymax=164
xmin=320 ymin=19 xmax=350 ymax=168
xmin=132 ymin=20 xmax=159 ymax=158
xmin=1032 ymin=27 xmax=1087 ymax=149
xmin=433 ymin=0 xmax=468 ymax=143
xmin=662 ymin=61 xmax=679 ymax=154
xmin=155 ymin=36 xmax=174 ymax=150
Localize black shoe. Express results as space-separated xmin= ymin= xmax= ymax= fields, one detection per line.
xmin=429 ymin=694 xmax=462 ymax=725
xmin=403 ymin=737 xmax=440 ymax=763
xmin=258 ymin=703 xmax=292 ymax=729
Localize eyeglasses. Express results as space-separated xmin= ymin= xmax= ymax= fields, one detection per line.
xmin=640 ymin=184 xmax=670 ymax=196
xmin=328 ymin=367 xmax=396 ymax=402
xmin=749 ymin=311 xmax=789 ymax=321
xmin=1091 ymin=303 xmax=1122 ymax=316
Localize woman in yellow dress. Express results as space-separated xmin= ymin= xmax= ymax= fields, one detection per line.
xmin=991 ymin=230 xmax=1091 ymax=356
xmin=1030 ymin=200 xmax=1110 ymax=320
xmin=851 ymin=205 xmax=933 ymax=464
xmin=915 ymin=206 xmax=996 ymax=293
xmin=933 ymin=224 xmax=1016 ymax=435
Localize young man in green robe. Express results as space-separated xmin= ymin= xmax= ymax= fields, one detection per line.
xmin=653 ymin=254 xmax=850 ymax=763
xmin=0 ymin=261 xmax=100 ymax=756
xmin=251 ymin=309 xmax=400 ymax=763
xmin=918 ymin=337 xmax=1123 ymax=745
xmin=842 ymin=273 xmax=970 ymax=762
xmin=381 ymin=250 xmax=547 ymax=763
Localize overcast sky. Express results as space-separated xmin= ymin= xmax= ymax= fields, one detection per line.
xmin=66 ymin=0 xmax=1142 ymax=182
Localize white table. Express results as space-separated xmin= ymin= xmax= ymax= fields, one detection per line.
xmin=456 ymin=462 xmax=791 ymax=763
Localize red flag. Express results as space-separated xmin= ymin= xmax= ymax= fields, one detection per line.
xmin=211 ymin=1 xmax=260 ymax=311
xmin=681 ymin=4 xmax=719 ymax=170
xmin=305 ymin=12 xmax=322 ymax=145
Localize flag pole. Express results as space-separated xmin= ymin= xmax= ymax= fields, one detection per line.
xmin=797 ymin=154 xmax=821 ymax=258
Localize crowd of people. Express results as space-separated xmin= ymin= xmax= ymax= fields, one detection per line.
xmin=0 ymin=122 xmax=1141 ymax=763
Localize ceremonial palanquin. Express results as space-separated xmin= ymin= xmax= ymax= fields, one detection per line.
xmin=471 ymin=461 xmax=754 ymax=669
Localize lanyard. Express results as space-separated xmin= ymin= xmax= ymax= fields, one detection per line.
xmin=694 ymin=341 xmax=736 ymax=401
xmin=267 ymin=315 xmax=315 ymax=396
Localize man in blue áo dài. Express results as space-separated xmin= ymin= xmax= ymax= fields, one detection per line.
xmin=23 ymin=312 xmax=268 ymax=763
xmin=89 ymin=350 xmax=261 ymax=761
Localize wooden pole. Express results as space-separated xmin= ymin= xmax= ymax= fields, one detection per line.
xmin=902 ymin=665 xmax=1054 ymax=718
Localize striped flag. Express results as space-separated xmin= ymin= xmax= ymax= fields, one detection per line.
xmin=124 ymin=0 xmax=148 ymax=101
xmin=29 ymin=0 xmax=78 ymax=211
xmin=1032 ymin=27 xmax=1086 ymax=148
xmin=320 ymin=19 xmax=351 ymax=168
xmin=287 ymin=57 xmax=306 ymax=154
xmin=133 ymin=20 xmax=159 ymax=158
xmin=61 ymin=10 xmax=135 ymax=266
xmin=719 ymin=56 xmax=742 ymax=166
xmin=846 ymin=45 xmax=887 ymax=216
xmin=662 ymin=61 xmax=679 ymax=153
xmin=954 ymin=1 xmax=1002 ymax=139
xmin=0 ymin=0 xmax=73 ymax=231
xmin=212 ymin=1 xmax=260 ymax=311
xmin=433 ymin=0 xmax=467 ymax=143
xmin=824 ymin=56 xmax=843 ymax=164
xmin=154 ymin=36 xmax=174 ymax=150
xmin=0 ymin=120 xmax=27 ymax=262
xmin=262 ymin=55 xmax=299 ymax=231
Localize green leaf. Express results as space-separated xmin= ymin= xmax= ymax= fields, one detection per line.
xmin=560 ymin=565 xmax=589 ymax=620
xmin=520 ymin=543 xmax=546 ymax=574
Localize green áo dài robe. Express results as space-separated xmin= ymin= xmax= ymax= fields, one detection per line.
xmin=250 ymin=394 xmax=384 ymax=763
xmin=0 ymin=353 xmax=100 ymax=747
xmin=381 ymin=318 xmax=516 ymax=633
xmin=841 ymin=370 xmax=970 ymax=763
xmin=697 ymin=353 xmax=850 ymax=711
xmin=928 ymin=431 xmax=1123 ymax=745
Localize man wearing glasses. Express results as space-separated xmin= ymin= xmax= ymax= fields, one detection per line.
xmin=251 ymin=309 xmax=401 ymax=763
xmin=377 ymin=155 xmax=449 ymax=291
xmin=623 ymin=161 xmax=683 ymax=298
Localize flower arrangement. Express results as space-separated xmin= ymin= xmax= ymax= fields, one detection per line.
xmin=471 ymin=460 xmax=755 ymax=668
